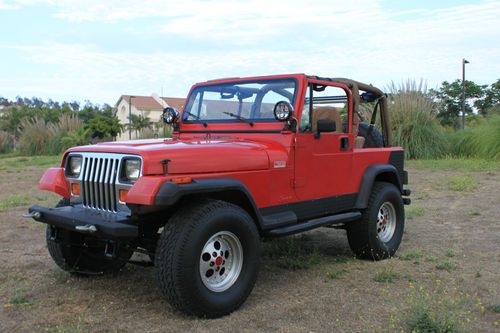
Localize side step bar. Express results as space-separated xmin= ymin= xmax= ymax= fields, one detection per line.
xmin=266 ymin=211 xmax=362 ymax=237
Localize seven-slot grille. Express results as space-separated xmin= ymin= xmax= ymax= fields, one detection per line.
xmin=81 ymin=155 xmax=121 ymax=212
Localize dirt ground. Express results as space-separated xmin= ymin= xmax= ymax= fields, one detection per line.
xmin=0 ymin=157 xmax=499 ymax=332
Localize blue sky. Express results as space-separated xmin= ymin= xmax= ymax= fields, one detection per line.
xmin=0 ymin=0 xmax=499 ymax=105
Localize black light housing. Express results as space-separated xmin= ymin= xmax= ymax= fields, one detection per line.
xmin=162 ymin=107 xmax=179 ymax=124
xmin=273 ymin=101 xmax=293 ymax=121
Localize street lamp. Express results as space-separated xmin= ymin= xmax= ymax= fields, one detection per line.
xmin=128 ymin=95 xmax=134 ymax=140
xmin=461 ymin=58 xmax=469 ymax=130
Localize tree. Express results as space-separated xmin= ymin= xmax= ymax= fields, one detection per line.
xmin=430 ymin=80 xmax=486 ymax=127
xmin=88 ymin=114 xmax=122 ymax=139
xmin=475 ymin=79 xmax=500 ymax=116
xmin=127 ymin=114 xmax=152 ymax=139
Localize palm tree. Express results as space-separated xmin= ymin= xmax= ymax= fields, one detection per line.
xmin=127 ymin=114 xmax=152 ymax=139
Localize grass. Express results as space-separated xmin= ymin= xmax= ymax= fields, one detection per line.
xmin=387 ymin=80 xmax=449 ymax=159
xmin=0 ymin=194 xmax=31 ymax=212
xmin=436 ymin=261 xmax=459 ymax=272
xmin=449 ymin=115 xmax=500 ymax=160
xmin=8 ymin=290 xmax=31 ymax=306
xmin=373 ymin=268 xmax=399 ymax=283
xmin=0 ymin=155 xmax=61 ymax=170
xmin=326 ymin=269 xmax=348 ymax=280
xmin=407 ymin=158 xmax=500 ymax=172
xmin=399 ymin=250 xmax=423 ymax=261
xmin=445 ymin=250 xmax=455 ymax=258
xmin=447 ymin=175 xmax=476 ymax=191
xmin=263 ymin=235 xmax=322 ymax=270
xmin=389 ymin=283 xmax=481 ymax=333
xmin=405 ymin=205 xmax=425 ymax=219
xmin=491 ymin=304 xmax=500 ymax=314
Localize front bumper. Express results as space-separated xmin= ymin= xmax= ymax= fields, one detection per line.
xmin=28 ymin=204 xmax=138 ymax=240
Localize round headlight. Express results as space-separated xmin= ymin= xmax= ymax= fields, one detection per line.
xmin=124 ymin=159 xmax=141 ymax=181
xmin=67 ymin=156 xmax=82 ymax=177
xmin=273 ymin=101 xmax=294 ymax=121
xmin=162 ymin=107 xmax=179 ymax=124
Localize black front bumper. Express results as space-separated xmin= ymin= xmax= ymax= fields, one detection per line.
xmin=28 ymin=204 xmax=138 ymax=240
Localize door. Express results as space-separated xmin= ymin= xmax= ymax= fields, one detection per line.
xmin=294 ymin=80 xmax=354 ymax=201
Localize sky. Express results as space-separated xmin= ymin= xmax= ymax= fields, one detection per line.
xmin=0 ymin=0 xmax=499 ymax=105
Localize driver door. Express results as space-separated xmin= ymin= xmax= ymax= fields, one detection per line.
xmin=293 ymin=81 xmax=355 ymax=202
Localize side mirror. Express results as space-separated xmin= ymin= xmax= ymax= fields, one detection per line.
xmin=315 ymin=119 xmax=336 ymax=138
xmin=162 ymin=107 xmax=179 ymax=124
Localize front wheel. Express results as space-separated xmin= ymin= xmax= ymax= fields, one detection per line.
xmin=155 ymin=199 xmax=260 ymax=318
xmin=347 ymin=182 xmax=405 ymax=260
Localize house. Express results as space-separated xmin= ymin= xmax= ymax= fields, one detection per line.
xmin=115 ymin=95 xmax=185 ymax=141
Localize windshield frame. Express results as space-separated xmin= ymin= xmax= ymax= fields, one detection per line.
xmin=181 ymin=78 xmax=298 ymax=124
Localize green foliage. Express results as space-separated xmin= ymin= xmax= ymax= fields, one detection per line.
xmin=399 ymin=251 xmax=423 ymax=261
xmin=436 ymin=261 xmax=458 ymax=272
xmin=475 ymin=79 xmax=500 ymax=116
xmin=407 ymin=158 xmax=500 ymax=172
xmin=430 ymin=79 xmax=487 ymax=127
xmin=373 ymin=268 xmax=399 ymax=283
xmin=88 ymin=114 xmax=122 ymax=139
xmin=127 ymin=114 xmax=152 ymax=139
xmin=406 ymin=205 xmax=425 ymax=219
xmin=448 ymin=115 xmax=500 ymax=160
xmin=0 ymin=194 xmax=31 ymax=212
xmin=0 ymin=130 xmax=13 ymax=153
xmin=263 ymin=235 xmax=321 ymax=270
xmin=447 ymin=175 xmax=476 ymax=192
xmin=327 ymin=269 xmax=348 ymax=280
xmin=8 ymin=289 xmax=31 ymax=306
xmin=388 ymin=80 xmax=449 ymax=159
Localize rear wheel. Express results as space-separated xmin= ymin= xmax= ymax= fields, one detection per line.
xmin=155 ymin=199 xmax=260 ymax=318
xmin=347 ymin=182 xmax=404 ymax=260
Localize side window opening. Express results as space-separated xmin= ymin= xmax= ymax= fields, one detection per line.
xmin=299 ymin=84 xmax=349 ymax=133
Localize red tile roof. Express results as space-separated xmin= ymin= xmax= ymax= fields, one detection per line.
xmin=118 ymin=95 xmax=185 ymax=111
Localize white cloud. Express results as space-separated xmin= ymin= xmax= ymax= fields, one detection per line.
xmin=0 ymin=0 xmax=499 ymax=103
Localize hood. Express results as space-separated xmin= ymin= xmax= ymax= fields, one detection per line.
xmin=67 ymin=138 xmax=270 ymax=175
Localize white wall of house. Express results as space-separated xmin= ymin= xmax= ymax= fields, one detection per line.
xmin=116 ymin=99 xmax=162 ymax=141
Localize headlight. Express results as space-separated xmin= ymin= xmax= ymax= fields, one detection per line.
xmin=123 ymin=159 xmax=141 ymax=182
xmin=66 ymin=156 xmax=82 ymax=178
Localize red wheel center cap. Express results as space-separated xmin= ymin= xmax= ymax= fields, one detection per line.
xmin=215 ymin=256 xmax=223 ymax=266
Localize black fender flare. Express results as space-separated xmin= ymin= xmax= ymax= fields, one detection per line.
xmin=354 ymin=164 xmax=402 ymax=209
xmin=154 ymin=178 xmax=264 ymax=228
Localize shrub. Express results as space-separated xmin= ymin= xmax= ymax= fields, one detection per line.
xmin=449 ymin=115 xmax=500 ymax=160
xmin=387 ymin=80 xmax=449 ymax=159
xmin=18 ymin=114 xmax=87 ymax=155
xmin=0 ymin=130 xmax=13 ymax=153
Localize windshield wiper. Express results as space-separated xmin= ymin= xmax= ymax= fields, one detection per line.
xmin=222 ymin=112 xmax=254 ymax=126
xmin=184 ymin=111 xmax=209 ymax=127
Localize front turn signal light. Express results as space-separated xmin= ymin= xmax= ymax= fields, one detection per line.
xmin=171 ymin=177 xmax=193 ymax=184
xmin=119 ymin=189 xmax=129 ymax=202
xmin=71 ymin=183 xmax=81 ymax=196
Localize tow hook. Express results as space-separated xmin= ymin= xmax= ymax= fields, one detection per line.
xmin=104 ymin=241 xmax=116 ymax=258
xmin=23 ymin=211 xmax=41 ymax=220
xmin=75 ymin=224 xmax=97 ymax=234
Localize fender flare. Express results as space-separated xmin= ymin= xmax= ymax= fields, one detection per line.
xmin=154 ymin=178 xmax=264 ymax=227
xmin=354 ymin=164 xmax=402 ymax=209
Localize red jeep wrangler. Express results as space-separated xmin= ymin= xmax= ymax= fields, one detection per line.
xmin=28 ymin=74 xmax=410 ymax=318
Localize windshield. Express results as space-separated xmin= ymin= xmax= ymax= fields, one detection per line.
xmin=182 ymin=79 xmax=297 ymax=123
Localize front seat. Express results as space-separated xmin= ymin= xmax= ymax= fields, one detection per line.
xmin=311 ymin=107 xmax=342 ymax=133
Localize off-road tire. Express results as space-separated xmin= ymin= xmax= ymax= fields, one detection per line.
xmin=46 ymin=199 xmax=133 ymax=275
xmin=358 ymin=122 xmax=384 ymax=148
xmin=347 ymin=182 xmax=404 ymax=260
xmin=155 ymin=199 xmax=260 ymax=318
